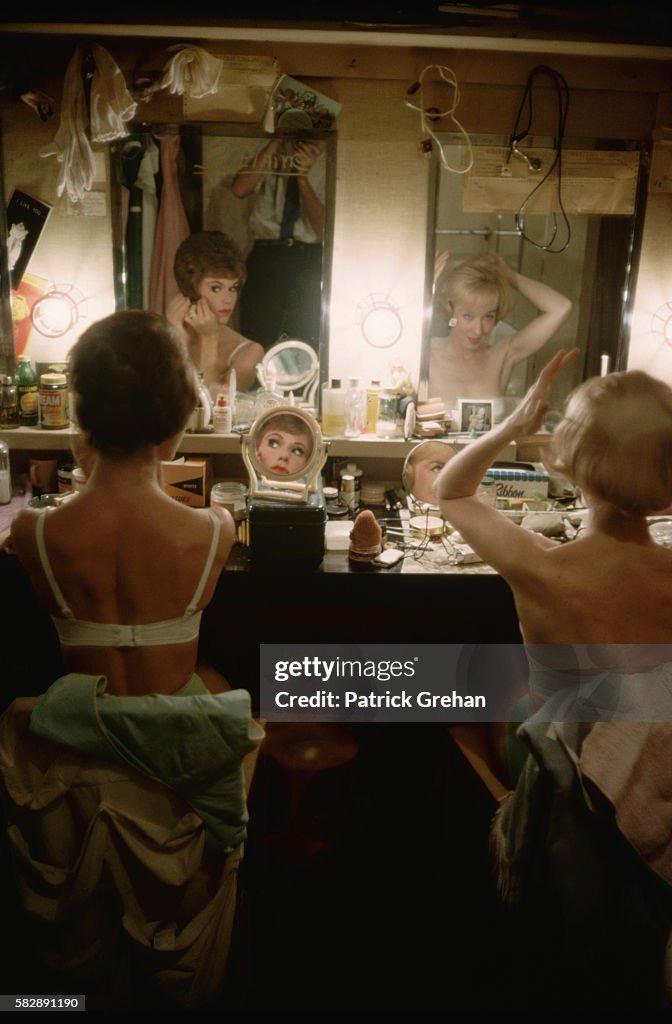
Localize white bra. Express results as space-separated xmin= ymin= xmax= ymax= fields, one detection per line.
xmin=35 ymin=508 xmax=221 ymax=648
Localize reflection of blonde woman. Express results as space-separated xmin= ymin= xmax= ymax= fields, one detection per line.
xmin=404 ymin=441 xmax=456 ymax=505
xmin=430 ymin=252 xmax=572 ymax=416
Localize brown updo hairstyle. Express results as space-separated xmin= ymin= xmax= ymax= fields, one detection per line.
xmin=439 ymin=255 xmax=513 ymax=323
xmin=68 ymin=311 xmax=197 ymax=458
xmin=545 ymin=369 xmax=672 ymax=516
xmin=174 ymin=230 xmax=247 ymax=302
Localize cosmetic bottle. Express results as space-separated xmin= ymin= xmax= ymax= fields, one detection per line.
xmin=344 ymin=377 xmax=364 ymax=437
xmin=376 ymin=389 xmax=398 ymax=438
xmin=321 ymin=379 xmax=346 ymax=436
xmin=365 ymin=380 xmax=382 ymax=434
xmin=0 ymin=442 xmax=11 ymax=504
xmin=212 ymin=391 xmax=233 ymax=433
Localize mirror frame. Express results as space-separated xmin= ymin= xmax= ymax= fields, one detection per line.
xmin=242 ymin=404 xmax=328 ymax=504
xmin=419 ymin=132 xmax=649 ymax=405
xmin=402 ymin=439 xmax=461 ymax=510
xmin=260 ymin=338 xmax=320 ymax=406
xmin=110 ymin=122 xmax=337 ymax=375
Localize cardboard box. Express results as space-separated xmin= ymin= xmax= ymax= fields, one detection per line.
xmin=481 ymin=466 xmax=549 ymax=503
xmin=161 ymin=457 xmax=212 ymax=507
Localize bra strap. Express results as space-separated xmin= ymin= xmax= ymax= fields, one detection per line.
xmin=226 ymin=338 xmax=252 ymax=369
xmin=35 ymin=512 xmax=74 ymax=618
xmin=185 ymin=509 xmax=222 ymax=614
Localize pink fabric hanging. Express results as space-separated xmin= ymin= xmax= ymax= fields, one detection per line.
xmin=148 ymin=134 xmax=190 ymax=315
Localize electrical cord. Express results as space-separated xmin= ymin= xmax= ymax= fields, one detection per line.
xmin=405 ymin=64 xmax=473 ymax=174
xmin=508 ymin=64 xmax=571 ymax=253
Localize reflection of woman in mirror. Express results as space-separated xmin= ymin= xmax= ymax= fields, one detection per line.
xmin=429 ymin=252 xmax=572 ymax=422
xmin=167 ymin=231 xmax=264 ymax=393
xmin=435 ymin=349 xmax=672 ymax=799
xmin=403 ymin=441 xmax=455 ymax=505
xmin=230 ymin=138 xmax=325 ymax=351
xmin=256 ymin=413 xmax=313 ymax=476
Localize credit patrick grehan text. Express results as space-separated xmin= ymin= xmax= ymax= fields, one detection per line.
xmin=274 ymin=690 xmax=487 ymax=709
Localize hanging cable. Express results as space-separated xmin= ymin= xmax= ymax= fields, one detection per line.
xmin=405 ymin=65 xmax=473 ymax=174
xmin=507 ymin=65 xmax=571 ymax=254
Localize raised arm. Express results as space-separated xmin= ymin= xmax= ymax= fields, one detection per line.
xmin=435 ymin=348 xmax=579 ymax=577
xmin=492 ymin=254 xmax=572 ymax=365
xmin=294 ymin=143 xmax=325 ymax=240
xmin=231 ymin=138 xmax=283 ymax=199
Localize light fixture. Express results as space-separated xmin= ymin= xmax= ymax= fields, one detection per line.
xmin=30 ymin=284 xmax=87 ymax=338
xmin=359 ymin=294 xmax=403 ymax=349
xmin=652 ymin=302 xmax=672 ymax=346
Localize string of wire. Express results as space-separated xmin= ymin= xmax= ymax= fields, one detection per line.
xmin=508 ymin=64 xmax=571 ymax=253
xmin=406 ymin=65 xmax=474 ymax=174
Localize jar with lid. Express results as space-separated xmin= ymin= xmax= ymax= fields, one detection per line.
xmin=0 ymin=441 xmax=11 ymax=504
xmin=14 ymin=355 xmax=38 ymax=427
xmin=211 ymin=481 xmax=248 ymax=538
xmin=39 ymin=372 xmax=69 ymax=429
xmin=0 ymin=375 xmax=19 ymax=428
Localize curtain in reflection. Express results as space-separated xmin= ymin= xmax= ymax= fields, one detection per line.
xmin=148 ymin=134 xmax=190 ymax=316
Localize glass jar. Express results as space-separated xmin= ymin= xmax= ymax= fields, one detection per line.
xmin=211 ymin=481 xmax=248 ymax=537
xmin=39 ymin=372 xmax=69 ymax=429
xmin=0 ymin=375 xmax=18 ymax=428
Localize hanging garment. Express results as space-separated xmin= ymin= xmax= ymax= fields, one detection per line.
xmin=88 ymin=43 xmax=136 ymax=143
xmin=0 ymin=694 xmax=247 ymax=1009
xmin=40 ymin=45 xmax=96 ymax=203
xmin=148 ymin=135 xmax=191 ymax=316
xmin=119 ymin=136 xmax=145 ymax=309
xmin=161 ymin=44 xmax=222 ymax=99
xmin=136 ymin=137 xmax=160 ymax=306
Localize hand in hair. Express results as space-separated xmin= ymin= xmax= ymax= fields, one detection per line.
xmin=503 ymin=347 xmax=580 ymax=438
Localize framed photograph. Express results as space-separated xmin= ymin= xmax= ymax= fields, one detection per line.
xmin=6 ymin=188 xmax=53 ymax=290
xmin=457 ymin=398 xmax=494 ymax=434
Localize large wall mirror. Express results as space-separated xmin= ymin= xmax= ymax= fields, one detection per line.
xmin=110 ymin=123 xmax=336 ymax=374
xmin=420 ymin=133 xmax=648 ymax=420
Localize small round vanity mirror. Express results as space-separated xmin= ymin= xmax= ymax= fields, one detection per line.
xmin=402 ymin=439 xmax=461 ymax=507
xmin=248 ymin=405 xmax=322 ymax=484
xmin=260 ymin=340 xmax=319 ymax=406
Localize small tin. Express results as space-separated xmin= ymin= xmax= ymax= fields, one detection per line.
xmin=39 ymin=372 xmax=69 ymax=429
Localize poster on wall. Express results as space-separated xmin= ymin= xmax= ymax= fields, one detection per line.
xmin=6 ymin=188 xmax=53 ymax=290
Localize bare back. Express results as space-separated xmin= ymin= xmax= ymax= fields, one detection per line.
xmin=508 ymin=531 xmax=672 ymax=645
xmin=11 ymin=486 xmax=236 ymax=696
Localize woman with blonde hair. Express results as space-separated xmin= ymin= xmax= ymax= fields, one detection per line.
xmin=429 ymin=252 xmax=572 ymax=421
xmin=435 ymin=349 xmax=672 ymax=792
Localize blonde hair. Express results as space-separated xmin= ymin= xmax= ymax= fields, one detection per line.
xmin=439 ymin=255 xmax=513 ymax=323
xmin=546 ymin=370 xmax=672 ymax=515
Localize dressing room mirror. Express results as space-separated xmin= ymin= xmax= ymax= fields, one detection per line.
xmin=259 ymin=339 xmax=320 ymax=407
xmin=242 ymin=405 xmax=328 ymax=503
xmin=110 ymin=123 xmax=336 ymax=359
xmin=420 ymin=133 xmax=647 ymax=418
xmin=402 ymin=439 xmax=461 ymax=508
